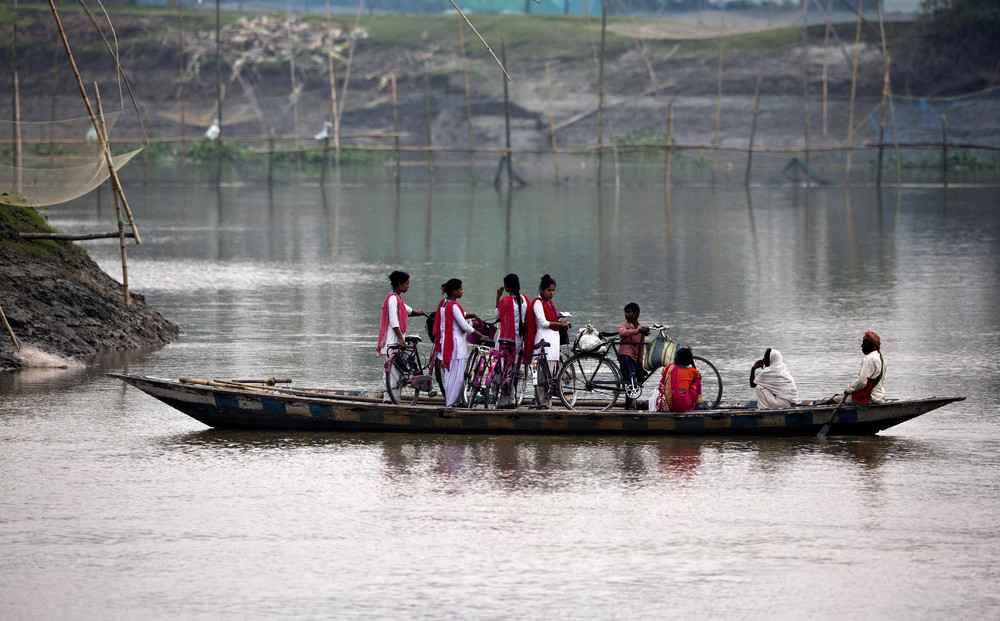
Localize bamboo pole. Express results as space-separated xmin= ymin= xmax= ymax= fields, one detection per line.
xmin=214 ymin=0 xmax=223 ymax=178
xmin=801 ymin=2 xmax=810 ymax=187
xmin=713 ymin=9 xmax=726 ymax=177
xmin=179 ymin=377 xmax=389 ymax=403
xmin=596 ymin=0 xmax=608 ymax=187
xmin=444 ymin=0 xmax=511 ymax=81
xmin=941 ymin=113 xmax=948 ymax=187
xmin=501 ymin=37 xmax=512 ymax=188
xmin=20 ymin=231 xmax=136 ymax=240
xmin=391 ymin=71 xmax=400 ymax=185
xmin=821 ymin=0 xmax=832 ymax=151
xmin=14 ymin=73 xmax=22 ymax=198
xmin=10 ymin=0 xmax=21 ymax=192
xmin=336 ymin=0 xmax=365 ymax=125
xmin=49 ymin=4 xmax=60 ymax=160
xmin=877 ymin=57 xmax=890 ymax=186
xmin=268 ymin=127 xmax=275 ymax=186
xmin=424 ymin=71 xmax=434 ymax=180
xmin=545 ymin=62 xmax=560 ymax=185
xmin=666 ymin=103 xmax=674 ymax=192
xmin=95 ymin=82 xmax=130 ymax=306
xmin=0 ymin=302 xmax=20 ymax=352
xmin=458 ymin=15 xmax=476 ymax=183
xmin=328 ymin=54 xmax=341 ymax=170
xmin=746 ymin=75 xmax=762 ymax=187
xmin=178 ymin=0 xmax=186 ymax=158
xmin=844 ymin=0 xmax=863 ymax=185
xmin=47 ymin=0 xmax=141 ymax=244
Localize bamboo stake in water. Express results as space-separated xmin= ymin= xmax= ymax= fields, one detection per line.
xmin=458 ymin=15 xmax=476 ymax=183
xmin=666 ymin=102 xmax=674 ymax=189
xmin=391 ymin=71 xmax=400 ymax=186
xmin=746 ymin=75 xmax=762 ymax=187
xmin=95 ymin=82 xmax=130 ymax=307
xmin=801 ymin=2 xmax=810 ymax=187
xmin=501 ymin=37 xmax=512 ymax=188
xmin=545 ymin=62 xmax=559 ymax=185
xmin=596 ymin=0 xmax=608 ymax=187
xmin=424 ymin=71 xmax=434 ymax=181
xmin=821 ymin=0 xmax=832 ymax=151
xmin=268 ymin=127 xmax=275 ymax=187
xmin=178 ymin=0 xmax=186 ymax=158
xmin=941 ymin=114 xmax=948 ymax=188
xmin=877 ymin=57 xmax=890 ymax=187
xmin=712 ymin=10 xmax=726 ymax=179
xmin=844 ymin=0 xmax=863 ymax=185
xmin=214 ymin=0 xmax=222 ymax=179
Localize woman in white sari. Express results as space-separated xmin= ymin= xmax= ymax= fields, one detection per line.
xmin=749 ymin=348 xmax=799 ymax=409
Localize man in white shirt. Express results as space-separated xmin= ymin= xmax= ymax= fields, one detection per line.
xmin=844 ymin=330 xmax=885 ymax=405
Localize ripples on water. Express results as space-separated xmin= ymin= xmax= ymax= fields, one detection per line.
xmin=2 ymin=181 xmax=999 ymax=619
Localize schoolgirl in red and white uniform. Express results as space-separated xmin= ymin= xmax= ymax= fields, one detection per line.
xmin=377 ymin=271 xmax=423 ymax=400
xmin=433 ymin=278 xmax=485 ymax=407
xmin=524 ymin=274 xmax=571 ymax=408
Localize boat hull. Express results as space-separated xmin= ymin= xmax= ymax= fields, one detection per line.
xmin=111 ymin=374 xmax=964 ymax=437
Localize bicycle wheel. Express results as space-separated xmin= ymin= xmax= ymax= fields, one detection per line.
xmin=693 ymin=355 xmax=723 ymax=409
xmin=384 ymin=353 xmax=419 ymax=405
xmin=468 ymin=354 xmax=493 ymax=408
xmin=484 ymin=371 xmax=502 ymax=410
xmin=556 ymin=353 xmax=622 ymax=411
xmin=513 ymin=361 xmax=531 ymax=406
xmin=556 ymin=351 xmax=577 ymax=408
xmin=533 ymin=358 xmax=552 ymax=408
xmin=462 ymin=349 xmax=480 ymax=405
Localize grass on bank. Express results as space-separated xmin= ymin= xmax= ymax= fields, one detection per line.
xmin=0 ymin=204 xmax=89 ymax=263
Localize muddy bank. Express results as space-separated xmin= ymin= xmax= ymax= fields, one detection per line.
xmin=0 ymin=207 xmax=179 ymax=371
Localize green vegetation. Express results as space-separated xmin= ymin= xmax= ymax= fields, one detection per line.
xmin=0 ymin=204 xmax=88 ymax=263
xmin=879 ymin=148 xmax=1000 ymax=171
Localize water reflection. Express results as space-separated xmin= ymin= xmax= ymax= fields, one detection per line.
xmin=156 ymin=429 xmax=927 ymax=494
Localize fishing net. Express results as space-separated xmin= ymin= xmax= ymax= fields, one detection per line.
xmin=0 ymin=113 xmax=142 ymax=208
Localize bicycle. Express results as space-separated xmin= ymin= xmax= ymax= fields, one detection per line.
xmin=383 ymin=334 xmax=437 ymax=405
xmin=466 ymin=337 xmax=533 ymax=409
xmin=525 ymin=339 xmax=580 ymax=409
xmin=555 ymin=323 xmax=722 ymax=411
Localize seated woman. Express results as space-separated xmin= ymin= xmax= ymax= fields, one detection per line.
xmin=654 ymin=347 xmax=702 ymax=412
xmin=749 ymin=348 xmax=799 ymax=409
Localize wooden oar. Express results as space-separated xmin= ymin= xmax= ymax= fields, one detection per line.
xmin=817 ymin=393 xmax=848 ymax=438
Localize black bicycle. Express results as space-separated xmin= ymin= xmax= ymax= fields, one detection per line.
xmin=555 ymin=323 xmax=722 ymax=411
xmin=383 ymin=335 xmax=436 ymax=405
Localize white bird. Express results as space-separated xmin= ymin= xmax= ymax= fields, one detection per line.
xmin=205 ymin=119 xmax=220 ymax=141
xmin=85 ymin=125 xmax=98 ymax=143
xmin=314 ymin=120 xmax=333 ymax=141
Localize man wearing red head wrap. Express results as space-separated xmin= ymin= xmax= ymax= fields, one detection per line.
xmin=844 ymin=330 xmax=885 ymax=405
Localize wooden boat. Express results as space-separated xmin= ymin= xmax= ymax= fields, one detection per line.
xmin=111 ymin=373 xmax=964 ymax=437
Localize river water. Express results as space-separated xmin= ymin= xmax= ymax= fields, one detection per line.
xmin=2 ymin=174 xmax=999 ymax=619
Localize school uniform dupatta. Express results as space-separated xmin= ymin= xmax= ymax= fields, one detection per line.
xmin=432 ymin=298 xmax=466 ymax=371
xmin=523 ymin=297 xmax=558 ymax=366
xmin=376 ymin=292 xmax=407 ymax=357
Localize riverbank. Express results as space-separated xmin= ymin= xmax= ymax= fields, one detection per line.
xmin=0 ymin=206 xmax=179 ymax=370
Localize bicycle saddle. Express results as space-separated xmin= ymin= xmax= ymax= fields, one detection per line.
xmin=534 ymin=340 xmax=550 ymax=349
xmin=405 ymin=335 xmax=422 ymax=343
xmin=478 ymin=338 xmax=495 ymax=348
xmin=497 ymin=338 xmax=515 ymax=347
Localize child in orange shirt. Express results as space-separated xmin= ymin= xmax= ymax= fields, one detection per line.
xmin=654 ymin=347 xmax=702 ymax=412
